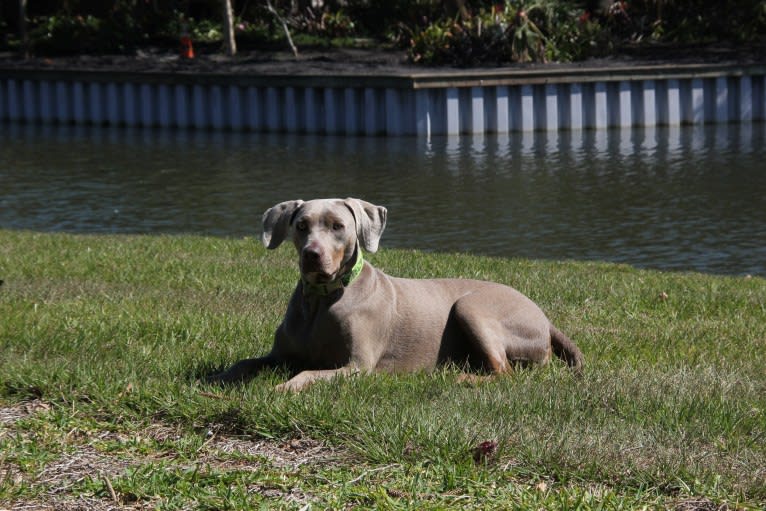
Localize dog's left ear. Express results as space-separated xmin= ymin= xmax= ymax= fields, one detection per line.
xmin=344 ymin=198 xmax=387 ymax=253
xmin=262 ymin=199 xmax=304 ymax=249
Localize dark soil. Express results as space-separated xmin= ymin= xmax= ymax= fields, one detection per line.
xmin=1 ymin=41 xmax=764 ymax=76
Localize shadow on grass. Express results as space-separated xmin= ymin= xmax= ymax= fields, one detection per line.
xmin=185 ymin=359 xmax=295 ymax=387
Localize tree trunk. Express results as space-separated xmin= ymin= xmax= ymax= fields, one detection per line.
xmin=19 ymin=0 xmax=29 ymax=59
xmin=222 ymin=0 xmax=237 ymax=56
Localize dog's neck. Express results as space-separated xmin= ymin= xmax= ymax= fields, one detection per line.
xmin=301 ymin=247 xmax=364 ymax=297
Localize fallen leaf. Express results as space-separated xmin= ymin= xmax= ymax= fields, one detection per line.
xmin=472 ymin=440 xmax=498 ymax=463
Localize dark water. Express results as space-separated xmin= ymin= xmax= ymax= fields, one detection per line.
xmin=1 ymin=123 xmax=765 ymax=276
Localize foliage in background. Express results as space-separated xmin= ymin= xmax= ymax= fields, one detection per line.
xmin=24 ymin=0 xmax=182 ymax=54
xmin=409 ymin=1 xmax=612 ymax=65
xmin=1 ymin=0 xmax=765 ymax=63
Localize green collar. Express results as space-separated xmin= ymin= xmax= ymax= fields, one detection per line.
xmin=301 ymin=248 xmax=364 ymax=296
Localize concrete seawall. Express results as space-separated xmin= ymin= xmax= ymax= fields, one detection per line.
xmin=1 ymin=63 xmax=764 ymax=136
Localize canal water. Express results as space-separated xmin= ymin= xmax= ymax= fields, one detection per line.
xmin=1 ymin=123 xmax=765 ymax=276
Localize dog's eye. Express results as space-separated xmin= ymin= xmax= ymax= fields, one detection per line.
xmin=332 ymin=223 xmax=344 ymax=231
xmin=295 ymin=221 xmax=308 ymax=232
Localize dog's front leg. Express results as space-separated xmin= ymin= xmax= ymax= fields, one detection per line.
xmin=207 ymin=355 xmax=280 ymax=384
xmin=275 ymin=366 xmax=361 ymax=392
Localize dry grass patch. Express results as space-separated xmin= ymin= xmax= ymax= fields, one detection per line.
xmin=0 ymin=400 xmax=348 ymax=510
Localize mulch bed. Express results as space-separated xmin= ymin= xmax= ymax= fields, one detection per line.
xmin=1 ymin=41 xmax=764 ymax=77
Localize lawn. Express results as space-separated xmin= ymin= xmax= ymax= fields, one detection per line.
xmin=1 ymin=230 xmax=764 ymax=509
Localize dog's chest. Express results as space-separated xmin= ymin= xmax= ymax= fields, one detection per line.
xmin=281 ymin=294 xmax=354 ymax=367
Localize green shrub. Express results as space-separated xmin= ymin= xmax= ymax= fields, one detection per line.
xmin=29 ymin=14 xmax=103 ymax=55
xmin=409 ymin=1 xmax=612 ymax=66
xmin=298 ymin=9 xmax=358 ymax=38
xmin=27 ymin=7 xmax=165 ymax=55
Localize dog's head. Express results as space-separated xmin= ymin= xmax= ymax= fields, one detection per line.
xmin=262 ymin=198 xmax=387 ymax=284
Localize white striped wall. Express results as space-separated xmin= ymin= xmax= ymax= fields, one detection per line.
xmin=1 ymin=72 xmax=764 ymax=136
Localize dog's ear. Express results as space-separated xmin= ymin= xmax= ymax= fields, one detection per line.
xmin=261 ymin=200 xmax=304 ymax=249
xmin=344 ymin=198 xmax=387 ymax=253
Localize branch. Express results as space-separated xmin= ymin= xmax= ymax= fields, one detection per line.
xmin=265 ymin=0 xmax=299 ymax=58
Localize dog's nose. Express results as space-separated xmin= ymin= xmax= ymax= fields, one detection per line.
xmin=302 ymin=247 xmax=321 ymax=261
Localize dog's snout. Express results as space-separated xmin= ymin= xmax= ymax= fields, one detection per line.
xmin=302 ymin=245 xmax=321 ymax=261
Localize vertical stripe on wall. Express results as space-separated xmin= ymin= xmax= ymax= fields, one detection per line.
xmin=42 ymin=81 xmax=55 ymax=123
xmin=89 ymin=82 xmax=104 ymax=125
xmin=234 ymin=85 xmax=247 ymax=130
xmin=158 ymin=84 xmax=172 ymax=128
xmin=344 ymin=88 xmax=360 ymax=135
xmin=324 ymin=88 xmax=340 ymax=135
xmin=739 ymin=76 xmax=752 ymax=122
xmin=570 ymin=83 xmax=583 ymax=130
xmin=0 ymin=80 xmax=5 ymax=120
xmin=760 ymin=76 xmax=766 ymax=120
xmin=174 ymin=84 xmax=189 ymax=128
xmin=192 ymin=84 xmax=206 ymax=129
xmin=446 ymin=87 xmax=460 ymax=135
xmin=7 ymin=80 xmax=20 ymax=121
xmin=642 ymin=80 xmax=656 ymax=127
xmin=210 ymin=85 xmax=225 ymax=130
xmin=545 ymin=84 xmax=559 ymax=131
xmin=123 ymin=83 xmax=137 ymax=127
xmin=471 ymin=87 xmax=485 ymax=134
xmin=248 ymin=86 xmax=260 ymax=130
xmin=495 ymin=86 xmax=509 ymax=133
xmin=594 ymin=82 xmax=608 ymax=129
xmin=284 ymin=87 xmax=298 ymax=133
xmin=691 ymin=79 xmax=705 ymax=124
xmin=520 ymin=85 xmax=534 ymax=131
xmin=107 ymin=82 xmax=121 ymax=126
xmin=363 ymin=87 xmax=381 ymax=136
xmin=618 ymin=81 xmax=632 ymax=128
xmin=22 ymin=80 xmax=38 ymax=121
xmin=72 ymin=82 xmax=86 ymax=125
xmin=304 ymin=87 xmax=319 ymax=134
xmin=482 ymin=87 xmax=496 ymax=133
xmin=140 ymin=84 xmax=155 ymax=127
xmin=415 ymin=89 xmax=431 ymax=137
xmin=267 ymin=87 xmax=281 ymax=132
xmin=667 ymin=79 xmax=681 ymax=125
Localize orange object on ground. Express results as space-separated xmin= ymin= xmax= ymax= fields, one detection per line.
xmin=180 ymin=36 xmax=195 ymax=59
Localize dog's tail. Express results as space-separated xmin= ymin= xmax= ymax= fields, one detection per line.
xmin=549 ymin=323 xmax=584 ymax=375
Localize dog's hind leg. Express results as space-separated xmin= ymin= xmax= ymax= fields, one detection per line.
xmin=451 ymin=288 xmax=552 ymax=374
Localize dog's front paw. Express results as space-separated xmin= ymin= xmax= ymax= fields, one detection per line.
xmin=274 ymin=382 xmax=295 ymax=392
xmin=275 ymin=373 xmax=312 ymax=393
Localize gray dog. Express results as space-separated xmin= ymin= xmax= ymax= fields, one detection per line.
xmin=211 ymin=198 xmax=583 ymax=391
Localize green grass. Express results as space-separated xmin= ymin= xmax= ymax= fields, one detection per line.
xmin=1 ymin=229 xmax=764 ymax=509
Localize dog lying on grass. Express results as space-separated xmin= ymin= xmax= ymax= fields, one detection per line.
xmin=210 ymin=198 xmax=583 ymax=391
